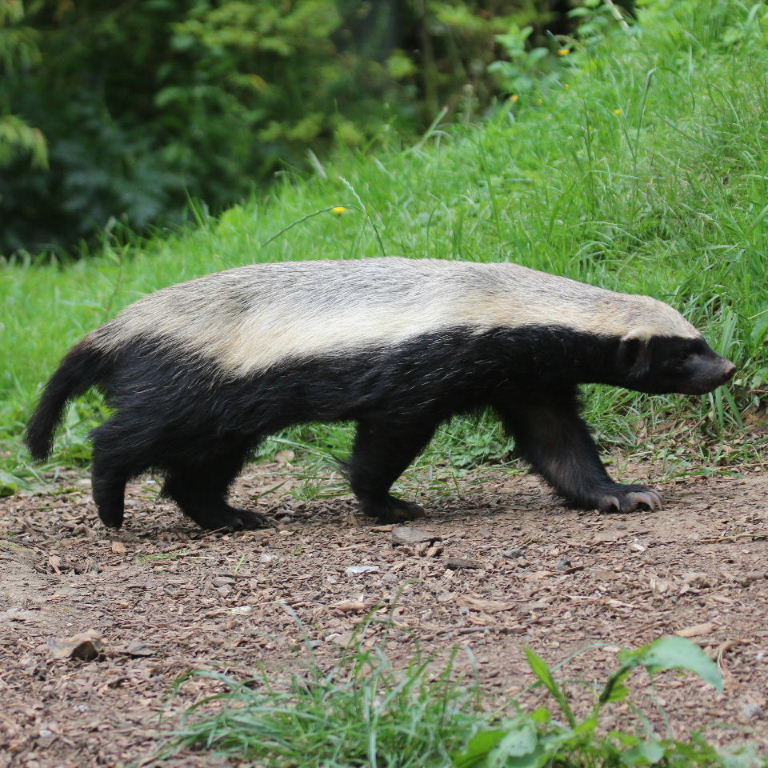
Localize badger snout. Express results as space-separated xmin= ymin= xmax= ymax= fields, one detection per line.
xmin=721 ymin=359 xmax=737 ymax=382
xmin=680 ymin=354 xmax=736 ymax=395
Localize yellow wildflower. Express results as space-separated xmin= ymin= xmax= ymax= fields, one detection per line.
xmin=558 ymin=48 xmax=571 ymax=56
xmin=331 ymin=206 xmax=349 ymax=215
xmin=613 ymin=108 xmax=623 ymax=116
xmin=510 ymin=94 xmax=520 ymax=103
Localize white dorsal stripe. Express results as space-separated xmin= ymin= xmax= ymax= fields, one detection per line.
xmin=90 ymin=258 xmax=700 ymax=375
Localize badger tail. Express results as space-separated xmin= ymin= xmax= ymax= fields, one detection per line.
xmin=25 ymin=341 xmax=111 ymax=461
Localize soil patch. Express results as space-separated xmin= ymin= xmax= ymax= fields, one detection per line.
xmin=1 ymin=463 xmax=767 ymax=766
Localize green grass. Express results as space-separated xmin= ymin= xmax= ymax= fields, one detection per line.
xmin=162 ymin=632 xmax=763 ymax=767
xmin=1 ymin=0 xmax=767 ymax=484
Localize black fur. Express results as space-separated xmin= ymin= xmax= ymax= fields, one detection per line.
xmin=26 ymin=324 xmax=735 ymax=529
xmin=26 ymin=342 xmax=112 ymax=461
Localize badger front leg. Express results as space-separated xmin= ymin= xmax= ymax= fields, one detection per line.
xmin=496 ymin=390 xmax=661 ymax=513
xmin=347 ymin=417 xmax=439 ymax=522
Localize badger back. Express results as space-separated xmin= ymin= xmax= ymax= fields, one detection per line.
xmin=88 ymin=258 xmax=700 ymax=377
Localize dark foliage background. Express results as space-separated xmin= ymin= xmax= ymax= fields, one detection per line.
xmin=0 ymin=0 xmax=634 ymax=256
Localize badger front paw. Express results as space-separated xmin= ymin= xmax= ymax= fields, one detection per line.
xmin=596 ymin=484 xmax=662 ymax=513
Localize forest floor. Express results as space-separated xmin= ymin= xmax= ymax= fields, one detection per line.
xmin=1 ymin=459 xmax=767 ymax=767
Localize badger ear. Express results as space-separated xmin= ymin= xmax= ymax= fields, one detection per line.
xmin=618 ymin=328 xmax=653 ymax=379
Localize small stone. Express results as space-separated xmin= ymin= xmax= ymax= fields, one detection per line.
xmin=683 ymin=572 xmax=713 ymax=589
xmin=502 ymin=548 xmax=524 ymax=558
xmin=124 ymin=641 xmax=154 ymax=657
xmin=37 ymin=728 xmax=56 ymax=747
xmin=275 ymin=449 xmax=295 ymax=465
xmin=740 ymin=701 xmax=764 ymax=719
xmin=391 ymin=526 xmax=441 ymax=546
xmin=48 ymin=630 xmax=103 ymax=661
xmin=345 ymin=565 xmax=380 ymax=575
xmin=445 ymin=557 xmax=481 ymax=570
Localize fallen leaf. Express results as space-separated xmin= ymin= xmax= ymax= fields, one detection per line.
xmin=592 ymin=530 xmax=624 ymax=544
xmin=332 ymin=600 xmax=370 ymax=613
xmin=468 ymin=614 xmax=495 ymax=626
xmin=675 ymin=622 xmax=715 ymax=638
xmin=111 ymin=541 xmax=127 ymax=554
xmin=325 ymin=631 xmax=354 ymax=646
xmin=458 ymin=596 xmax=513 ymax=613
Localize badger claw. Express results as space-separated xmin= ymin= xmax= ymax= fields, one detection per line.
xmin=597 ymin=486 xmax=662 ymax=514
xmin=625 ymin=490 xmax=662 ymax=512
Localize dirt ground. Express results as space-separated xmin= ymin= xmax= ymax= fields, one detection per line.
xmin=1 ymin=459 xmax=767 ymax=768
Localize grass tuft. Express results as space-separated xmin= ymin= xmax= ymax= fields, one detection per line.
xmin=163 ymin=632 xmax=763 ymax=767
xmin=168 ymin=639 xmax=484 ymax=767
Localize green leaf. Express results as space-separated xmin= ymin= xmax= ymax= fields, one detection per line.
xmin=621 ymin=636 xmax=724 ymax=690
xmin=0 ymin=469 xmax=21 ymax=497
xmin=455 ymin=720 xmax=544 ymax=768
xmin=454 ymin=729 xmax=509 ymax=768
xmin=598 ymin=667 xmax=633 ymax=706
xmin=524 ymin=647 xmax=576 ymax=727
xmin=492 ymin=721 xmax=538 ymax=759
xmin=622 ymin=739 xmax=665 ymax=765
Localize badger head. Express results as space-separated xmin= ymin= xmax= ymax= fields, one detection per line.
xmin=617 ymin=328 xmax=736 ymax=395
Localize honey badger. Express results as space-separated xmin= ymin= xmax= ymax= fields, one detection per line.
xmin=26 ymin=257 xmax=736 ymax=530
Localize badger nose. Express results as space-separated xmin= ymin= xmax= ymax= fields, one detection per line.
xmin=722 ymin=360 xmax=737 ymax=382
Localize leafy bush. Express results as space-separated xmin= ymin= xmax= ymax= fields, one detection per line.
xmin=0 ymin=1 xmax=629 ymax=256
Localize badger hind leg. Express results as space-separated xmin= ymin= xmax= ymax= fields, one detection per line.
xmin=92 ymin=455 xmax=130 ymax=529
xmin=347 ymin=417 xmax=439 ymax=522
xmin=497 ymin=391 xmax=662 ymax=514
xmin=161 ymin=447 xmax=270 ymax=530
xmin=91 ymin=418 xmax=147 ymax=529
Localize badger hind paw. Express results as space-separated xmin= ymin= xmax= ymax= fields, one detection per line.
xmin=597 ymin=486 xmax=662 ymax=514
xmin=360 ymin=495 xmax=425 ymax=523
xmin=230 ymin=508 xmax=275 ymax=529
xmin=194 ymin=507 xmax=274 ymax=531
